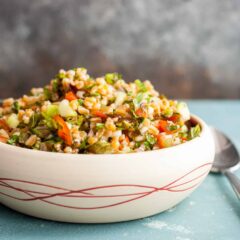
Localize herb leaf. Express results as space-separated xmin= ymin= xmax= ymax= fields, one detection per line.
xmin=7 ymin=135 xmax=19 ymax=145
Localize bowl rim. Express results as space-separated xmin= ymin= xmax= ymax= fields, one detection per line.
xmin=0 ymin=114 xmax=207 ymax=158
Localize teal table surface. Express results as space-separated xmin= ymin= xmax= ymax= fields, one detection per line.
xmin=0 ymin=100 xmax=240 ymax=240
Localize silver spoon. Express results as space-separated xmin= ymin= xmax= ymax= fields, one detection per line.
xmin=210 ymin=127 xmax=240 ymax=199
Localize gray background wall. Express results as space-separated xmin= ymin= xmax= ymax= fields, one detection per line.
xmin=0 ymin=0 xmax=240 ymax=99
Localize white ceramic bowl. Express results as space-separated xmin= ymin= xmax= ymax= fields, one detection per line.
xmin=0 ymin=115 xmax=215 ymax=223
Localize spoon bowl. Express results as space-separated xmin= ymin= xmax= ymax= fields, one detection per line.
xmin=211 ymin=127 xmax=240 ymax=173
xmin=210 ymin=127 xmax=240 ymax=199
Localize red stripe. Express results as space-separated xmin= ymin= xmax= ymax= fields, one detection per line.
xmin=0 ymin=162 xmax=212 ymax=210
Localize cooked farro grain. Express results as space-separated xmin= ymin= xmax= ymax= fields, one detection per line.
xmin=0 ymin=67 xmax=201 ymax=154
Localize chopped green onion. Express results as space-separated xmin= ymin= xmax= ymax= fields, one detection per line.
xmin=135 ymin=142 xmax=141 ymax=148
xmin=88 ymin=141 xmax=113 ymax=154
xmin=67 ymin=116 xmax=84 ymax=127
xmin=29 ymin=113 xmax=41 ymax=128
xmin=105 ymin=73 xmax=122 ymax=84
xmin=189 ymin=124 xmax=201 ymax=139
xmin=96 ymin=123 xmax=105 ymax=130
xmin=134 ymin=79 xmax=147 ymax=92
xmin=145 ymin=95 xmax=152 ymax=103
xmin=56 ymin=72 xmax=66 ymax=79
xmin=84 ymin=83 xmax=96 ymax=90
xmin=78 ymin=99 xmax=84 ymax=105
xmin=115 ymin=122 xmax=125 ymax=130
xmin=79 ymin=139 xmax=88 ymax=151
xmin=12 ymin=101 xmax=20 ymax=113
xmin=133 ymin=93 xmax=144 ymax=108
xmin=42 ymin=105 xmax=59 ymax=119
xmin=163 ymin=108 xmax=173 ymax=118
xmin=42 ymin=105 xmax=59 ymax=128
xmin=43 ymin=87 xmax=51 ymax=100
xmin=52 ymin=79 xmax=59 ymax=92
xmin=131 ymin=109 xmax=139 ymax=119
xmin=91 ymin=93 xmax=100 ymax=97
xmin=144 ymin=141 xmax=152 ymax=150
xmin=168 ymin=125 xmax=178 ymax=131
xmin=33 ymin=126 xmax=51 ymax=139
xmin=146 ymin=134 xmax=157 ymax=145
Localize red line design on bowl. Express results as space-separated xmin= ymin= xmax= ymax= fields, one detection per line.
xmin=0 ymin=163 xmax=212 ymax=210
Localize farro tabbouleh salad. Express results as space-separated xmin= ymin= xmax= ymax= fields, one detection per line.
xmin=0 ymin=68 xmax=200 ymax=154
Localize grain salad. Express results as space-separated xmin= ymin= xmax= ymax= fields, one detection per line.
xmin=0 ymin=68 xmax=200 ymax=154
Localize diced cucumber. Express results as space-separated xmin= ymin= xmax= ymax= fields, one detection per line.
xmin=59 ymin=100 xmax=77 ymax=117
xmin=176 ymin=102 xmax=190 ymax=121
xmin=7 ymin=114 xmax=19 ymax=128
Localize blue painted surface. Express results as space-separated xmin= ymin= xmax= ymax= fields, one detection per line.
xmin=0 ymin=100 xmax=240 ymax=240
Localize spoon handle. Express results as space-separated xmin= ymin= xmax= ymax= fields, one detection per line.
xmin=224 ymin=170 xmax=240 ymax=200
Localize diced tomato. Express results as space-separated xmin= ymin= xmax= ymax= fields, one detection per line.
xmin=135 ymin=108 xmax=147 ymax=118
xmin=169 ymin=114 xmax=180 ymax=122
xmin=0 ymin=119 xmax=10 ymax=131
xmin=181 ymin=137 xmax=188 ymax=141
xmin=65 ymin=91 xmax=78 ymax=101
xmin=125 ymin=136 xmax=130 ymax=145
xmin=157 ymin=120 xmax=169 ymax=133
xmin=157 ymin=134 xmax=164 ymax=148
xmin=54 ymin=115 xmax=72 ymax=146
xmin=157 ymin=134 xmax=173 ymax=148
xmin=31 ymin=106 xmax=38 ymax=111
xmin=92 ymin=111 xmax=107 ymax=119
xmin=157 ymin=120 xmax=177 ymax=134
xmin=119 ymin=136 xmax=130 ymax=150
xmin=0 ymin=136 xmax=8 ymax=143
